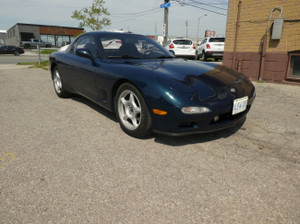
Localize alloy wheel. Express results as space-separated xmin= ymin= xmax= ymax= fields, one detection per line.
xmin=117 ymin=89 xmax=142 ymax=131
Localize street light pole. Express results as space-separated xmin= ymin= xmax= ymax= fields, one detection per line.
xmin=196 ymin=14 xmax=207 ymax=44
xmin=163 ymin=0 xmax=169 ymax=45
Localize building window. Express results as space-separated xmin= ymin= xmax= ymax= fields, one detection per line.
xmin=41 ymin=34 xmax=55 ymax=46
xmin=286 ymin=53 xmax=300 ymax=81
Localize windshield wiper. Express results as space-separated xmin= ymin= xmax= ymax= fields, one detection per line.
xmin=153 ymin=55 xmax=175 ymax=59
xmin=108 ymin=55 xmax=143 ymax=59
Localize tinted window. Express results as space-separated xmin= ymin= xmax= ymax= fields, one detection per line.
xmin=99 ymin=33 xmax=173 ymax=59
xmin=173 ymin=40 xmax=192 ymax=45
xmin=74 ymin=35 xmax=98 ymax=58
xmin=209 ymin=38 xmax=225 ymax=43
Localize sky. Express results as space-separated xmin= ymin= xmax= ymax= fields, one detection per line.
xmin=0 ymin=0 xmax=228 ymax=38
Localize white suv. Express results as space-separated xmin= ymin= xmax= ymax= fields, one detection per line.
xmin=165 ymin=38 xmax=196 ymax=59
xmin=196 ymin=37 xmax=225 ymax=61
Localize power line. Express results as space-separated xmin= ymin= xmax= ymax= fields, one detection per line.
xmin=183 ymin=2 xmax=227 ymax=16
xmin=110 ymin=8 xmax=161 ymax=17
xmin=189 ymin=0 xmax=227 ymax=11
xmin=172 ymin=0 xmax=227 ymax=16
xmin=110 ymin=2 xmax=180 ymax=17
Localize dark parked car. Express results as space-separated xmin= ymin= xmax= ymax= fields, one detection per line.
xmin=49 ymin=31 xmax=255 ymax=138
xmin=0 ymin=45 xmax=24 ymax=56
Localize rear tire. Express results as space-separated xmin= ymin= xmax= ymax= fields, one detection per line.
xmin=52 ymin=67 xmax=71 ymax=98
xmin=195 ymin=51 xmax=200 ymax=60
xmin=14 ymin=51 xmax=20 ymax=56
xmin=115 ymin=83 xmax=152 ymax=138
xmin=201 ymin=51 xmax=208 ymax=61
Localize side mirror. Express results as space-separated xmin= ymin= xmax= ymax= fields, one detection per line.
xmin=76 ymin=49 xmax=97 ymax=65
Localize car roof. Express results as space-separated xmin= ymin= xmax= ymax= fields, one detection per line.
xmin=206 ymin=37 xmax=225 ymax=39
xmin=171 ymin=38 xmax=193 ymax=41
xmin=81 ymin=31 xmax=134 ymax=36
xmin=1 ymin=45 xmax=17 ymax=47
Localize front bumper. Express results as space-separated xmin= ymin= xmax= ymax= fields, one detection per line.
xmin=151 ymin=95 xmax=255 ymax=136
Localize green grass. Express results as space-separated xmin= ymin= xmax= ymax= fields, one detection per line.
xmin=18 ymin=60 xmax=49 ymax=70
xmin=257 ymin=80 xmax=266 ymax=83
xmin=40 ymin=49 xmax=57 ymax=54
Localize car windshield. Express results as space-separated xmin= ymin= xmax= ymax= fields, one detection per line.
xmin=173 ymin=40 xmax=192 ymax=45
xmin=209 ymin=38 xmax=225 ymax=42
xmin=99 ymin=33 xmax=174 ymax=59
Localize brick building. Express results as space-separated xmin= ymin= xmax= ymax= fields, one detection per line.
xmin=6 ymin=23 xmax=84 ymax=47
xmin=223 ymin=0 xmax=300 ymax=84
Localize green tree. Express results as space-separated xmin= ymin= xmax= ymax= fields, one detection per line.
xmin=71 ymin=0 xmax=111 ymax=30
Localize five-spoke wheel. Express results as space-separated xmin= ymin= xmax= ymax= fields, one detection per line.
xmin=115 ymin=83 xmax=152 ymax=138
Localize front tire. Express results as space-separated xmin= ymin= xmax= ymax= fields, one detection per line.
xmin=52 ymin=67 xmax=71 ymax=98
xmin=115 ymin=83 xmax=152 ymax=138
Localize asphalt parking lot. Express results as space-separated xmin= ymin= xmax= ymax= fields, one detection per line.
xmin=0 ymin=66 xmax=299 ymax=223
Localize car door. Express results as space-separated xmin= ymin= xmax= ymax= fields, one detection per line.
xmin=0 ymin=46 xmax=9 ymax=54
xmin=7 ymin=46 xmax=16 ymax=54
xmin=62 ymin=35 xmax=99 ymax=101
xmin=198 ymin=39 xmax=206 ymax=53
xmin=0 ymin=46 xmax=6 ymax=54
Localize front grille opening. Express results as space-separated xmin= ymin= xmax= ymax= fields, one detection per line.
xmin=179 ymin=122 xmax=196 ymax=129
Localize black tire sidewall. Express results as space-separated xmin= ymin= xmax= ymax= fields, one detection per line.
xmin=202 ymin=51 xmax=207 ymax=61
xmin=52 ymin=67 xmax=71 ymax=98
xmin=115 ymin=83 xmax=152 ymax=138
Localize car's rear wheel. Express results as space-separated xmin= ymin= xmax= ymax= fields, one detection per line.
xmin=201 ymin=51 xmax=208 ymax=61
xmin=52 ymin=67 xmax=71 ymax=98
xmin=14 ymin=51 xmax=20 ymax=56
xmin=115 ymin=83 xmax=152 ymax=138
xmin=195 ymin=51 xmax=200 ymax=60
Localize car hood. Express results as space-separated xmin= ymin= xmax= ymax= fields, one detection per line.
xmin=120 ymin=58 xmax=253 ymax=101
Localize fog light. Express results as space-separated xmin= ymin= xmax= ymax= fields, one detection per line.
xmin=181 ymin=107 xmax=211 ymax=114
xmin=213 ymin=115 xmax=219 ymax=122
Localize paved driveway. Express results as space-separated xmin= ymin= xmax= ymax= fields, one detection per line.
xmin=0 ymin=67 xmax=299 ymax=223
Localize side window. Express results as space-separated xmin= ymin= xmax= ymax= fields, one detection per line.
xmin=74 ymin=36 xmax=99 ymax=58
xmin=99 ymin=37 xmax=122 ymax=57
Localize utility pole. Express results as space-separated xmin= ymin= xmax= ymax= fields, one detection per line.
xmin=196 ymin=14 xmax=207 ymax=44
xmin=186 ymin=20 xmax=188 ymax=38
xmin=163 ymin=0 xmax=169 ymax=45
